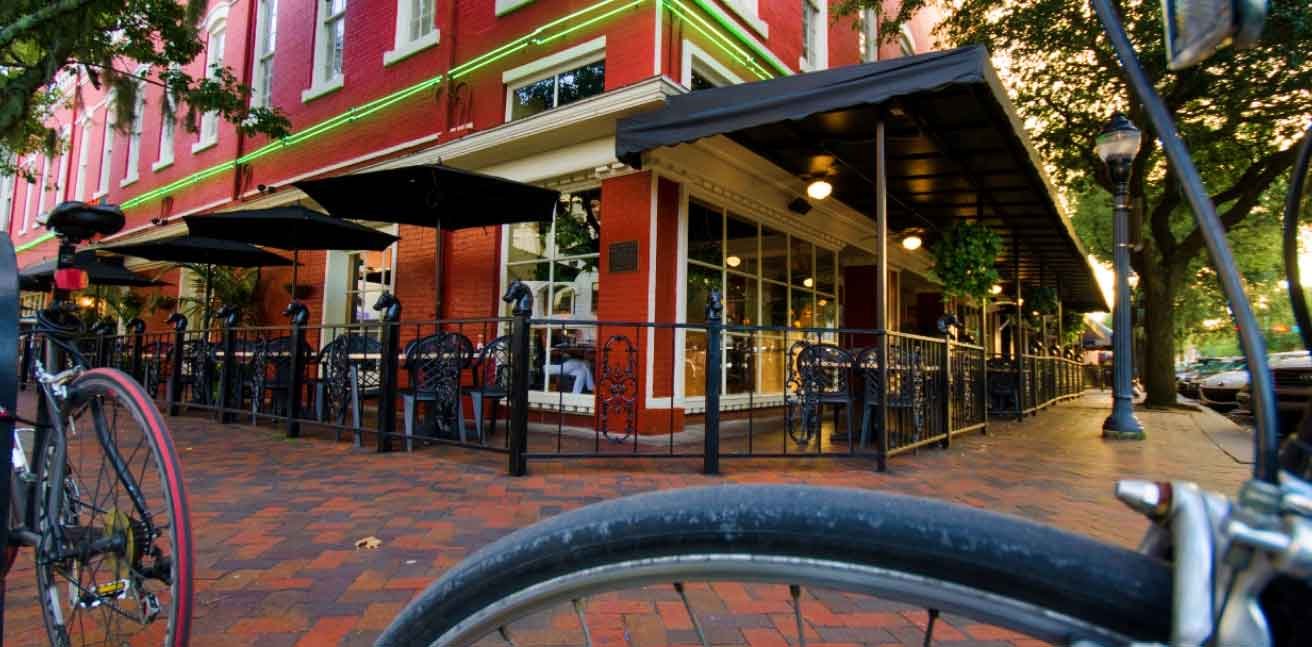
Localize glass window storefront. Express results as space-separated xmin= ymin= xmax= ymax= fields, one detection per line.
xmin=684 ymin=198 xmax=838 ymax=400
xmin=505 ymin=187 xmax=602 ymax=396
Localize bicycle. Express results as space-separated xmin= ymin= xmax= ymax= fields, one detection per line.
xmin=1 ymin=201 xmax=193 ymax=646
xmin=375 ymin=1 xmax=1312 ymax=646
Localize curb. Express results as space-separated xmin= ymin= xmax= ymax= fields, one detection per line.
xmin=1189 ymin=405 xmax=1253 ymax=464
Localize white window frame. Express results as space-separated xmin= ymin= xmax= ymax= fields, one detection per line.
xmin=383 ymin=0 xmax=439 ymax=66
xmin=321 ymin=223 xmax=400 ymax=327
xmin=303 ymin=0 xmax=347 ymax=102
xmin=251 ymin=0 xmax=279 ymax=109
xmin=860 ymin=8 xmax=878 ymax=62
xmin=898 ymin=23 xmax=917 ymax=57
xmin=0 ymin=171 xmax=14 ymax=233
xmin=154 ymin=89 xmax=176 ymax=172
xmin=502 ymin=36 xmax=607 ymax=122
xmin=51 ymin=128 xmax=69 ymax=206
xmin=21 ymin=158 xmax=37 ymax=233
xmin=122 ymin=81 xmax=146 ymax=185
xmin=681 ymin=39 xmax=744 ymax=90
xmin=95 ymin=107 xmax=115 ymax=198
xmin=194 ymin=16 xmax=226 ymax=154
xmin=723 ymin=0 xmax=768 ymax=37
xmin=73 ymin=115 xmax=93 ymax=200
xmin=799 ymin=0 xmax=827 ymax=71
xmin=495 ymin=0 xmax=533 ymax=16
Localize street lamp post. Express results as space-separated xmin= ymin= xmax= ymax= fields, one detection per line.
xmin=1097 ymin=113 xmax=1145 ymax=438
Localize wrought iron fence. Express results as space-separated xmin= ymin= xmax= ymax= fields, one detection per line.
xmin=65 ymin=285 xmax=1087 ymax=475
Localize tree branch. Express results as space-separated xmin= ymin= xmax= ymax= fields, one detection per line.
xmin=0 ymin=0 xmax=99 ymax=51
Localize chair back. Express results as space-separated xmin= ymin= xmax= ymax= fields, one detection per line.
xmin=856 ymin=346 xmax=882 ymax=403
xmin=256 ymin=336 xmax=312 ymax=387
xmin=472 ymin=336 xmax=513 ymax=394
xmin=795 ymin=343 xmax=854 ymax=397
xmin=404 ymin=332 xmax=473 ymax=395
xmin=321 ymin=333 xmax=384 ymax=390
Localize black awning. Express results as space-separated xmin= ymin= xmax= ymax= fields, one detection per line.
xmin=102 ymin=235 xmax=298 ymax=267
xmin=183 ymin=206 xmax=398 ymax=252
xmin=617 ymin=45 xmax=1104 ymax=311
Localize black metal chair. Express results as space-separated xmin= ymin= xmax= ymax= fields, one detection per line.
xmin=314 ymin=333 xmax=384 ymax=429
xmin=856 ymin=346 xmax=883 ymax=447
xmin=987 ymin=357 xmax=1021 ymax=413
xmin=401 ymin=332 xmax=473 ymax=446
xmin=792 ymin=343 xmax=856 ymax=446
xmin=464 ymin=336 xmax=513 ymax=445
xmin=251 ymin=336 xmax=313 ymax=423
xmin=179 ymin=338 xmax=217 ymax=406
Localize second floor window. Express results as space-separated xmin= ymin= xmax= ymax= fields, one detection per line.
xmin=508 ymin=59 xmax=605 ymax=121
xmin=123 ymin=84 xmax=145 ymax=183
xmin=407 ymin=0 xmax=435 ymax=42
xmin=74 ymin=118 xmax=92 ymax=199
xmin=252 ymin=0 xmax=278 ymax=108
xmin=198 ymin=26 xmax=225 ymax=149
xmin=801 ymin=0 xmax=819 ymax=69
xmin=321 ymin=0 xmax=347 ymax=83
xmin=157 ymin=91 xmax=176 ymax=169
xmin=96 ymin=113 xmax=115 ymax=196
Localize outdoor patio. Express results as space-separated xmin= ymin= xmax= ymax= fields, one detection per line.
xmin=1 ymin=392 xmax=1252 ymax=646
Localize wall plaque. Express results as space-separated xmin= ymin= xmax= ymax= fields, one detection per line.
xmin=608 ymin=241 xmax=639 ymax=273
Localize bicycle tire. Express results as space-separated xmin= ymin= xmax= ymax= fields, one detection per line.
xmin=37 ymin=368 xmax=193 ymax=647
xmin=378 ymin=485 xmax=1171 ymax=646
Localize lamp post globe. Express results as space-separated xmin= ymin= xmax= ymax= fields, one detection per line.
xmin=1098 ymin=112 xmax=1145 ymax=439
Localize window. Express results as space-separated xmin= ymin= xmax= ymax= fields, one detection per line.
xmin=96 ymin=111 xmax=115 ymax=196
xmin=155 ymin=90 xmax=176 ymax=170
xmin=123 ymin=84 xmax=145 ymax=183
xmin=51 ymin=132 xmax=68 ymax=206
xmin=385 ymin=0 xmax=437 ymax=65
xmin=683 ymin=199 xmax=838 ymax=399
xmin=504 ymin=188 xmax=601 ymax=396
xmin=682 ymin=40 xmax=743 ymax=91
xmin=898 ymin=24 xmax=917 ymax=57
xmin=21 ymin=158 xmax=37 ymax=232
xmin=723 ymin=0 xmax=769 ymax=36
xmin=345 ymin=245 xmax=395 ymax=323
xmin=0 ymin=171 xmax=14 ymax=233
xmin=252 ymin=0 xmax=278 ymax=108
xmin=798 ymin=0 xmax=828 ymax=71
xmin=305 ymin=0 xmax=348 ymax=100
xmin=196 ymin=26 xmax=225 ymax=151
xmin=74 ymin=117 xmax=92 ymax=199
xmin=860 ymin=9 xmax=878 ymax=62
xmin=508 ymin=59 xmax=604 ymax=121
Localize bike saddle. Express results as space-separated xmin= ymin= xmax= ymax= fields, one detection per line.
xmin=39 ymin=201 xmax=125 ymax=243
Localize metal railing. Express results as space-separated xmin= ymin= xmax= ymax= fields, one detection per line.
xmin=68 ymin=287 xmax=1086 ymax=475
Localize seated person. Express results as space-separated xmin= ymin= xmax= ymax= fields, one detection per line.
xmin=547 ymin=358 xmax=595 ymax=394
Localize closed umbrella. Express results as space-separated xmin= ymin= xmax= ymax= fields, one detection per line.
xmin=182 ymin=206 xmax=398 ymax=307
xmin=102 ymin=235 xmax=297 ymax=330
xmin=294 ymin=165 xmax=559 ymax=316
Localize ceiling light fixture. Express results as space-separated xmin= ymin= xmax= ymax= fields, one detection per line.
xmin=901 ymin=233 xmax=923 ymax=251
xmin=806 ymin=179 xmax=832 ymax=200
xmin=726 ymin=255 xmax=742 ymax=268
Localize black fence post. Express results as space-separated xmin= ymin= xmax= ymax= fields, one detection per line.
xmin=285 ymin=302 xmax=309 ymax=438
xmin=373 ymin=293 xmax=402 ymax=453
xmin=876 ymin=331 xmax=890 ymax=472
xmin=166 ymin=313 xmax=187 ymax=417
xmin=941 ymin=331 xmax=952 ymax=450
xmin=128 ymin=318 xmax=145 ymax=383
xmin=703 ymin=291 xmax=723 ymax=476
xmin=216 ymin=306 xmax=239 ymax=424
xmin=504 ymin=281 xmax=532 ymax=477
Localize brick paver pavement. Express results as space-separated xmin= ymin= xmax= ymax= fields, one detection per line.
xmin=2 ymin=394 xmax=1249 ymax=646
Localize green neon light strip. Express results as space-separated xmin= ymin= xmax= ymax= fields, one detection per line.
xmin=662 ymin=0 xmax=770 ymax=80
xmin=682 ymin=0 xmax=791 ymax=77
xmin=15 ymin=232 xmax=53 ymax=253
xmin=113 ymin=0 xmax=786 ymax=212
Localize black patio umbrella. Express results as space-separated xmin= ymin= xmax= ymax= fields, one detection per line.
xmin=294 ymin=165 xmax=559 ymax=316
xmin=101 ymin=235 xmax=298 ymax=330
xmin=182 ymin=206 xmax=398 ymax=309
xmin=20 ymin=251 xmax=168 ymax=292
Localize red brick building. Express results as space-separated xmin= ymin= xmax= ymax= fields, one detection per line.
xmin=11 ymin=1 xmax=1087 ymax=433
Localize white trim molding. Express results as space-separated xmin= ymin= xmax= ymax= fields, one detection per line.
xmin=383 ymin=0 xmax=440 ymax=66
xmin=301 ymin=74 xmax=345 ymax=103
xmin=501 ymin=36 xmax=606 ymax=85
xmin=495 ymin=0 xmax=534 ymax=16
xmin=722 ymin=0 xmax=768 ymax=37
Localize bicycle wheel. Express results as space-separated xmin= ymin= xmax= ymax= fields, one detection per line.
xmin=36 ymin=368 xmax=192 ymax=647
xmin=379 ymin=485 xmax=1171 ymax=647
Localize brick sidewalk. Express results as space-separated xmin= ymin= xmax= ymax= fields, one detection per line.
xmin=2 ymin=394 xmax=1249 ymax=646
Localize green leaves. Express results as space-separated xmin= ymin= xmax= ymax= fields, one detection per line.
xmin=1 ymin=0 xmax=291 ymax=175
xmin=929 ymin=221 xmax=1002 ymax=301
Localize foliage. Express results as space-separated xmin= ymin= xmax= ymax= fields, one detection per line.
xmin=929 ymin=221 xmax=1002 ymax=301
xmin=835 ymin=0 xmax=1312 ymax=405
xmin=1061 ymin=309 xmax=1086 ymax=345
xmin=103 ymin=288 xmax=144 ymax=323
xmin=178 ymin=265 xmax=259 ymax=328
xmin=1023 ymin=286 xmax=1059 ymax=316
xmin=1 ymin=1 xmax=291 ymax=177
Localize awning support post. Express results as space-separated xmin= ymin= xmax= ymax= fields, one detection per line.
xmin=875 ymin=118 xmax=890 ymax=472
xmin=1014 ymin=239 xmax=1025 ymax=421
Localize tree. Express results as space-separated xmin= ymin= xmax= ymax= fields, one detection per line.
xmin=835 ymin=0 xmax=1312 ymax=405
xmin=1 ymin=1 xmax=290 ymax=176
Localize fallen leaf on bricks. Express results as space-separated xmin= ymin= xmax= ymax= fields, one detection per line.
xmin=355 ymin=536 xmax=382 ymax=550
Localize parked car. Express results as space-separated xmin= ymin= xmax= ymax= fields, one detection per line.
xmin=1252 ymin=351 xmax=1312 ymax=435
xmin=1178 ymin=357 xmax=1243 ymax=399
xmin=1199 ymin=368 xmax=1248 ymax=411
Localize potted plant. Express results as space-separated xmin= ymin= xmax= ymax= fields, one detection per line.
xmin=930 ymin=221 xmax=1002 ymax=307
